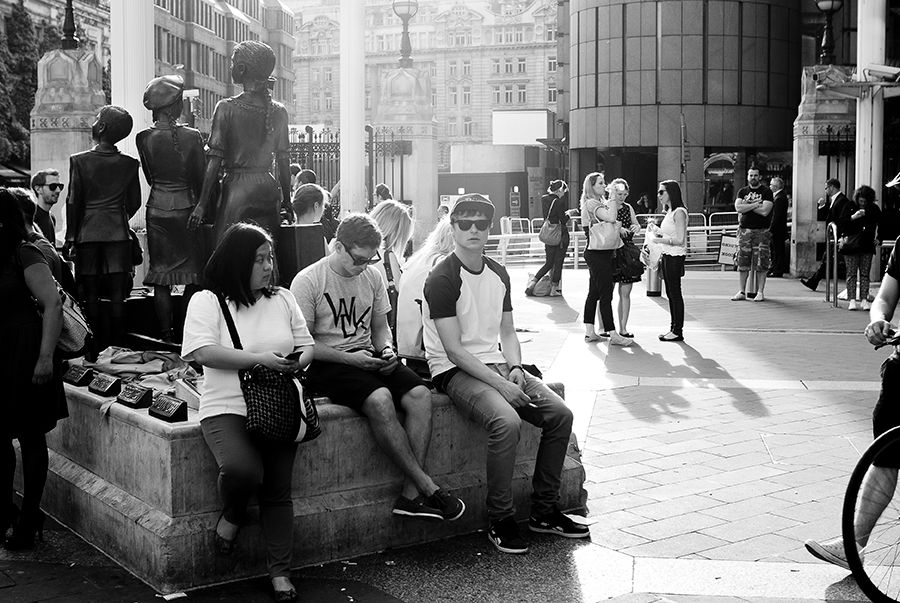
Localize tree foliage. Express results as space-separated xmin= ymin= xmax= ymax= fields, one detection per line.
xmin=7 ymin=0 xmax=39 ymax=137
xmin=38 ymin=24 xmax=62 ymax=56
xmin=0 ymin=25 xmax=29 ymax=163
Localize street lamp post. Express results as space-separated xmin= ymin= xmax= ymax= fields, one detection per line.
xmin=62 ymin=0 xmax=79 ymax=50
xmin=816 ymin=0 xmax=844 ymax=65
xmin=393 ymin=0 xmax=418 ymax=68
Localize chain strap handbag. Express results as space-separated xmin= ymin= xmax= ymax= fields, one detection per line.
xmin=216 ymin=294 xmax=320 ymax=443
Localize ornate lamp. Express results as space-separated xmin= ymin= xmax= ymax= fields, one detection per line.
xmin=392 ymin=0 xmax=419 ymax=68
xmin=816 ymin=0 xmax=843 ymax=65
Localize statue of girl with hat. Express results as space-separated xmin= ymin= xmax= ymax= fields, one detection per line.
xmin=188 ymin=40 xmax=293 ymax=241
xmin=136 ymin=74 xmax=206 ymax=343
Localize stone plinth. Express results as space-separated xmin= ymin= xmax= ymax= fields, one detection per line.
xmin=18 ymin=384 xmax=586 ymax=594
xmin=30 ymin=48 xmax=106 ymax=242
xmin=791 ymin=65 xmax=856 ymax=276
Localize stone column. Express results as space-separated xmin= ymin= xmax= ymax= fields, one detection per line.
xmin=339 ymin=0 xmax=366 ymax=215
xmin=110 ymin=0 xmax=154 ymax=228
xmin=374 ymin=68 xmax=438 ymax=247
xmin=791 ymin=65 xmax=856 ymax=276
xmin=30 ymin=49 xmax=106 ymax=242
xmin=855 ymin=0 xmax=886 ymax=194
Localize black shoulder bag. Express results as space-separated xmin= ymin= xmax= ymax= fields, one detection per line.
xmin=216 ymin=294 xmax=320 ymax=443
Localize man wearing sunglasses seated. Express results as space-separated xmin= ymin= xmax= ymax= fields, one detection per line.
xmin=290 ymin=213 xmax=465 ymax=522
xmin=30 ymin=169 xmax=64 ymax=245
xmin=422 ymin=194 xmax=588 ymax=555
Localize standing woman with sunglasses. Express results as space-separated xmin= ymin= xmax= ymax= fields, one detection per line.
xmin=580 ymin=172 xmax=632 ymax=346
xmin=647 ymin=181 xmax=688 ymax=342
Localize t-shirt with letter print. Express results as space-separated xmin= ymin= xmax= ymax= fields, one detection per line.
xmin=422 ymin=253 xmax=512 ymax=382
xmin=290 ymin=256 xmax=391 ymax=353
xmin=737 ymin=184 xmax=774 ymax=230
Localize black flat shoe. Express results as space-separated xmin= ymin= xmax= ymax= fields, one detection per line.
xmin=273 ymin=587 xmax=297 ymax=602
xmin=619 ymin=331 xmax=634 ymax=338
xmin=4 ymin=509 xmax=44 ymax=551
xmin=214 ymin=512 xmax=239 ymax=555
xmin=658 ymin=333 xmax=684 ymax=342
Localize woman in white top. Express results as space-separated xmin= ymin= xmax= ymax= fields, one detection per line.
xmin=396 ymin=216 xmax=455 ymax=359
xmin=370 ymin=199 xmax=414 ymax=338
xmin=181 ymin=222 xmax=314 ymax=602
xmin=580 ymin=172 xmax=632 ymax=346
xmin=647 ymin=180 xmax=688 ymax=342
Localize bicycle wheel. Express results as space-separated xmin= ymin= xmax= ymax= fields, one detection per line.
xmin=843 ymin=425 xmax=900 ymax=603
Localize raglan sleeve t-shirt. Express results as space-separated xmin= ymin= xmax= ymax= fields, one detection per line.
xmin=422 ymin=253 xmax=512 ymax=379
xmin=181 ymin=288 xmax=314 ymax=422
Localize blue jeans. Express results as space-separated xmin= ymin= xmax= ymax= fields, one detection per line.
xmin=444 ymin=364 xmax=573 ymax=522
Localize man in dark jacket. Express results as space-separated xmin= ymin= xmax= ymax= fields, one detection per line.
xmin=768 ymin=177 xmax=789 ymax=277
xmin=802 ymin=178 xmax=850 ymax=291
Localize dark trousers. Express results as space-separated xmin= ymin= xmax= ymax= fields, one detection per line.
xmin=583 ymin=249 xmax=615 ymax=332
xmin=661 ymin=254 xmax=685 ymax=336
xmin=201 ymin=414 xmax=298 ymax=578
xmin=534 ymin=244 xmax=566 ymax=284
xmin=1 ymin=433 xmax=48 ymax=519
xmin=769 ymin=231 xmax=787 ymax=276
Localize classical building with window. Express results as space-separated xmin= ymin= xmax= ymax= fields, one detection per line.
xmin=3 ymin=0 xmax=295 ymax=137
xmin=287 ymin=0 xmax=561 ymax=171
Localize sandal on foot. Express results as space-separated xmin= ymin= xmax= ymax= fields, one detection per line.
xmin=584 ymin=334 xmax=601 ymax=343
xmin=658 ymin=332 xmax=684 ymax=342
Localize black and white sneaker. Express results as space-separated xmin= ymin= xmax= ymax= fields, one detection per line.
xmin=488 ymin=516 xmax=529 ymax=554
xmin=426 ymin=489 xmax=466 ymax=521
xmin=529 ymin=508 xmax=590 ymax=539
xmin=392 ymin=495 xmax=443 ymax=520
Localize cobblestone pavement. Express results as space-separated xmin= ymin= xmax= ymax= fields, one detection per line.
xmin=0 ymin=268 xmax=886 ymax=602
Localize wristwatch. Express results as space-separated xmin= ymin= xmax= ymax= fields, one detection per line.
xmin=509 ymin=364 xmax=524 ymax=373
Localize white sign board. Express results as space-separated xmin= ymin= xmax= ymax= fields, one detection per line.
xmin=718 ymin=235 xmax=737 ymax=265
xmin=492 ymin=110 xmax=553 ymax=146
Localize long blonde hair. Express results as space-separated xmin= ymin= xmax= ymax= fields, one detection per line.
xmin=370 ymin=199 xmax=413 ymax=257
xmin=408 ymin=216 xmax=454 ymax=269
xmin=580 ymin=172 xmax=606 ymax=206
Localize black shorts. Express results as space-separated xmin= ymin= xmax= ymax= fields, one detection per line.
xmin=305 ymin=359 xmax=426 ymax=412
xmin=872 ymin=351 xmax=900 ymax=467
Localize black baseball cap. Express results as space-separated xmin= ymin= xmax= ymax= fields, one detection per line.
xmin=451 ymin=193 xmax=495 ymax=220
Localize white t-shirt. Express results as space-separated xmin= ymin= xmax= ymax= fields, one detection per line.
xmin=181 ymin=288 xmax=314 ymax=422
xmin=396 ymin=251 xmax=448 ymax=358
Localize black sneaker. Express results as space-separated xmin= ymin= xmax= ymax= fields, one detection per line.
xmin=426 ymin=489 xmax=466 ymax=521
xmin=392 ymin=495 xmax=443 ymax=520
xmin=488 ymin=516 xmax=529 ymax=554
xmin=529 ymin=508 xmax=590 ymax=539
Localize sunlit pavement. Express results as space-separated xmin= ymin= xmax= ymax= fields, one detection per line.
xmin=0 ymin=267 xmax=884 ymax=601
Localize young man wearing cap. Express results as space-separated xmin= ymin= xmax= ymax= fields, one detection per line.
xmin=423 ymin=194 xmax=588 ymax=555
xmin=291 ymin=213 xmax=465 ymax=522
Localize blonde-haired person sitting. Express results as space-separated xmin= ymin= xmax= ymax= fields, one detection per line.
xmin=397 ymin=216 xmax=455 ymax=359
xmin=370 ymin=200 xmax=414 ymax=335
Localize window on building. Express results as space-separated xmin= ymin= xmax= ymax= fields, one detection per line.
xmin=463 ymin=117 xmax=473 ymax=136
xmin=429 ymin=63 xmax=437 ymax=77
xmin=449 ymin=61 xmax=457 ymax=77
xmin=312 ymin=96 xmax=321 ymax=111
xmin=462 ymin=60 xmax=471 ymax=76
xmin=324 ymin=68 xmax=333 ymax=83
xmin=432 ymin=87 xmax=437 ymax=106
xmin=548 ymin=57 xmax=557 ymax=72
xmin=548 ymin=84 xmax=557 ymax=103
xmin=492 ymin=59 xmax=501 ymax=74
xmin=462 ymin=86 xmax=471 ymax=105
xmin=517 ymin=58 xmax=526 ymax=73
xmin=492 ymin=85 xmax=501 ymax=103
xmin=449 ymin=86 xmax=458 ymax=105
xmin=546 ymin=24 xmax=557 ymax=41
xmin=325 ymin=94 xmax=333 ymax=110
xmin=504 ymin=84 xmax=513 ymax=103
xmin=517 ymin=84 xmax=526 ymax=103
xmin=493 ymin=29 xmax=503 ymax=44
xmin=504 ymin=59 xmax=513 ymax=74
xmin=312 ymin=68 xmax=319 ymax=83
xmin=515 ymin=27 xmax=524 ymax=42
xmin=452 ymin=30 xmax=471 ymax=46
xmin=448 ymin=118 xmax=457 ymax=136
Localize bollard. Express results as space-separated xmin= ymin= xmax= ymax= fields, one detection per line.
xmin=646 ymin=264 xmax=662 ymax=297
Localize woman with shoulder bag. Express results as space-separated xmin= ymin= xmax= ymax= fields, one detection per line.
xmin=647 ymin=180 xmax=688 ymax=342
xmin=181 ymin=223 xmax=314 ymax=602
xmin=527 ymin=179 xmax=576 ymax=297
xmin=841 ymin=185 xmax=882 ymax=311
xmin=608 ymin=178 xmax=643 ymax=338
xmin=370 ymin=199 xmax=414 ymax=340
xmin=580 ymin=172 xmax=632 ymax=347
xmin=0 ymin=189 xmax=67 ymax=550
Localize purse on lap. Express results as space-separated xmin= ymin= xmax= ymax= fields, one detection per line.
xmin=216 ymin=294 xmax=320 ymax=443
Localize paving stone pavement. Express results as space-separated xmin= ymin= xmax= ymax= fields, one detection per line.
xmin=0 ymin=268 xmax=888 ymax=602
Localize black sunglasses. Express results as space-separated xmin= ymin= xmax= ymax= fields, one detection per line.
xmin=453 ymin=219 xmax=491 ymax=232
xmin=348 ymin=247 xmax=381 ymax=266
xmin=45 ymin=183 xmax=64 ymax=192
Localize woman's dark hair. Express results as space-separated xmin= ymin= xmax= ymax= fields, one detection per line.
xmin=0 ymin=188 xmax=30 ymax=256
xmin=660 ymin=180 xmax=684 ymax=210
xmin=232 ymin=41 xmax=277 ymax=136
xmin=203 ymin=222 xmax=277 ymax=307
xmin=152 ymin=98 xmax=185 ymax=161
xmin=854 ymin=184 xmax=876 ymax=206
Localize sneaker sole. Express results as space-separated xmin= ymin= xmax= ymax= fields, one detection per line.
xmin=488 ymin=534 xmax=529 ymax=554
xmin=804 ymin=541 xmax=850 ymax=571
xmin=392 ymin=508 xmax=443 ymax=521
xmin=443 ymin=499 xmax=465 ymax=522
xmin=529 ymin=524 xmax=591 ymax=538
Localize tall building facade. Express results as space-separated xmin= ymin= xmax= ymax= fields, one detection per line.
xmin=287 ymin=0 xmax=561 ymax=171
xmin=561 ymin=0 xmax=804 ymax=212
xmin=2 ymin=0 xmax=296 ymax=137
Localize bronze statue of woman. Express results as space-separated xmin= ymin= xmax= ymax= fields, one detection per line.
xmin=136 ymin=75 xmax=206 ymax=342
xmin=188 ymin=41 xmax=293 ymax=240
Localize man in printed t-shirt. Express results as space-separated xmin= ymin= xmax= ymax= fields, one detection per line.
xmin=290 ymin=213 xmax=465 ymax=522
xmin=732 ymin=167 xmax=774 ymax=302
xmin=422 ymin=194 xmax=588 ymax=555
